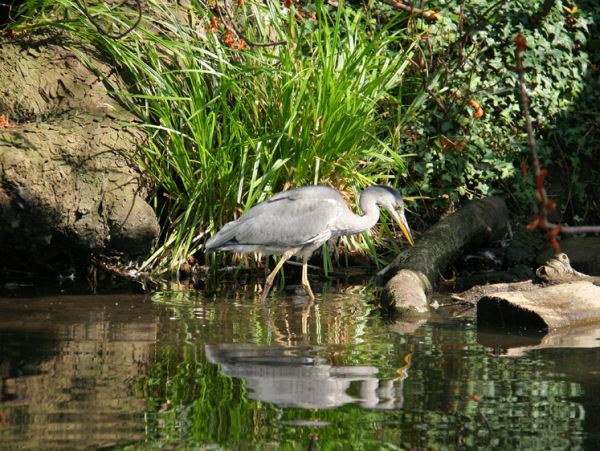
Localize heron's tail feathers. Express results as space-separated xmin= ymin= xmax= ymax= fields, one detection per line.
xmin=204 ymin=221 xmax=240 ymax=252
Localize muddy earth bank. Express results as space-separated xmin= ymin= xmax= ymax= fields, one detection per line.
xmin=0 ymin=35 xmax=159 ymax=272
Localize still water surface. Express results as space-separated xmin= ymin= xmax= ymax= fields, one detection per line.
xmin=0 ymin=284 xmax=599 ymax=449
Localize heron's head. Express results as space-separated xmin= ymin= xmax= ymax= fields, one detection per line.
xmin=365 ymin=186 xmax=414 ymax=246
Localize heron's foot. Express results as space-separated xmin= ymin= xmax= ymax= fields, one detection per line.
xmin=259 ymin=287 xmax=272 ymax=303
xmin=302 ymin=281 xmax=315 ymax=300
xmin=260 ymin=277 xmax=276 ymax=302
xmin=300 ymin=263 xmax=315 ymax=300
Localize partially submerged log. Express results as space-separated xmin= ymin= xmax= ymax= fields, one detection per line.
xmin=477 ymin=281 xmax=600 ymax=332
xmin=379 ymin=197 xmax=509 ymax=314
xmin=454 ymin=254 xmax=600 ymax=332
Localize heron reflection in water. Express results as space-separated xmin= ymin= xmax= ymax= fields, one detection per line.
xmin=205 ymin=185 xmax=414 ymax=301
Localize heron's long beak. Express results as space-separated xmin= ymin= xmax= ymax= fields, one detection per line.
xmin=390 ymin=209 xmax=414 ymax=246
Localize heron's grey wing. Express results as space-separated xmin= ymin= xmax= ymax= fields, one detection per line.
xmin=240 ymin=195 xmax=344 ymax=247
xmin=206 ymin=187 xmax=349 ymax=252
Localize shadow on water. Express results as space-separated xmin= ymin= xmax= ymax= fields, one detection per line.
xmin=1 ymin=286 xmax=600 ymax=449
xmin=0 ymin=293 xmax=158 ymax=449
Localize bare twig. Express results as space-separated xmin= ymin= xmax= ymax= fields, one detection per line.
xmin=515 ymin=34 xmax=548 ymax=222
xmin=558 ymin=225 xmax=600 ymax=234
xmin=381 ymin=0 xmax=439 ymax=21
xmin=75 ymin=0 xmax=142 ymax=40
xmin=213 ymin=0 xmax=287 ymax=48
xmin=418 ymin=1 xmax=504 ymax=113
xmin=429 ymin=0 xmax=504 ymax=76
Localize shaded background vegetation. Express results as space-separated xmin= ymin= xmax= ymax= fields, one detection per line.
xmin=411 ymin=0 xmax=600 ymax=223
xmin=2 ymin=0 xmax=598 ymax=272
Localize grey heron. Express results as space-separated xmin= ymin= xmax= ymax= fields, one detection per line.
xmin=205 ymin=185 xmax=414 ymax=301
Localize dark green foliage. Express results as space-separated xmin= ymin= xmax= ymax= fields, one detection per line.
xmin=404 ymin=0 xmax=600 ymax=222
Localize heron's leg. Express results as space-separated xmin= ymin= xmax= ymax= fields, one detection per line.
xmin=301 ymin=255 xmax=315 ymax=300
xmin=260 ymin=250 xmax=294 ymax=302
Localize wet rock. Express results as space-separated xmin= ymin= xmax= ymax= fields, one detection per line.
xmin=453 ymin=227 xmax=545 ymax=291
xmin=504 ymin=226 xmax=546 ymax=267
xmin=0 ymin=36 xmax=159 ymax=270
xmin=454 ymin=265 xmax=534 ymax=292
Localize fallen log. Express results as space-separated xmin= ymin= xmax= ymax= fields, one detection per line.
xmin=379 ymin=197 xmax=509 ymax=314
xmin=452 ymin=253 xmax=600 ymax=332
xmin=477 ymin=281 xmax=600 ymax=332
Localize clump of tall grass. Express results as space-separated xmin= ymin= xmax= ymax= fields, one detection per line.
xmin=11 ymin=0 xmax=427 ymax=273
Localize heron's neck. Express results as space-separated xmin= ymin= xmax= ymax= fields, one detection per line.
xmin=339 ymin=196 xmax=380 ymax=235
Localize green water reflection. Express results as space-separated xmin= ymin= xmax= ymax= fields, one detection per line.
xmin=0 ymin=287 xmax=598 ymax=449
